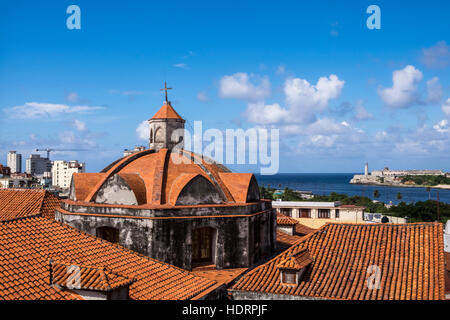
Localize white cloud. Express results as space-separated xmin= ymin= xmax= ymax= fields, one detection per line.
xmin=174 ymin=63 xmax=188 ymax=69
xmin=375 ymin=131 xmax=388 ymax=142
xmin=66 ymin=92 xmax=80 ymax=103
xmin=219 ymin=72 xmax=270 ymax=101
xmin=353 ymin=101 xmax=374 ymax=121
xmin=4 ymin=102 xmax=105 ymax=119
xmin=426 ymin=77 xmax=443 ymax=103
xmin=73 ymin=119 xmax=87 ymax=131
xmin=442 ymin=98 xmax=450 ymax=118
xmin=433 ymin=119 xmax=449 ymax=133
xmin=276 ymin=65 xmax=286 ymax=75
xmin=58 ymin=131 xmax=97 ymax=147
xmin=306 ymin=118 xmax=347 ymax=135
xmin=244 ymin=102 xmax=289 ymax=125
xmin=136 ymin=120 xmax=149 ymax=140
xmin=309 ymin=135 xmax=337 ymax=147
xmin=197 ymin=91 xmax=209 ymax=102
xmin=421 ymin=41 xmax=450 ymax=69
xmin=284 ymin=74 xmax=344 ymax=123
xmin=378 ymin=65 xmax=423 ymax=108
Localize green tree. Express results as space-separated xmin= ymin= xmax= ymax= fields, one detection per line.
xmin=396 ymin=192 xmax=403 ymax=200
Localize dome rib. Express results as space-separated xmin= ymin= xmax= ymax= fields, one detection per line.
xmin=84 ymin=149 xmax=155 ymax=202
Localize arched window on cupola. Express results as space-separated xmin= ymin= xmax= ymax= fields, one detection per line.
xmin=150 ymin=128 xmax=153 ymax=143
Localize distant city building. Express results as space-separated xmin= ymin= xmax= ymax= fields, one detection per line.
xmin=52 ymin=160 xmax=85 ymax=189
xmin=350 ymin=163 xmax=446 ymax=185
xmin=363 ymin=212 xmax=407 ymax=224
xmin=0 ymin=164 xmax=11 ymax=177
xmin=26 ymin=154 xmax=51 ymax=175
xmin=272 ymin=201 xmax=366 ymax=228
xmin=123 ymin=146 xmax=146 ymax=157
xmin=371 ymin=167 xmax=444 ymax=177
xmin=0 ymin=173 xmax=33 ymax=188
xmin=7 ymin=151 xmax=22 ymax=173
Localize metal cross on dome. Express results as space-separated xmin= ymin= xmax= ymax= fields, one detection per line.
xmin=160 ymin=81 xmax=172 ymax=102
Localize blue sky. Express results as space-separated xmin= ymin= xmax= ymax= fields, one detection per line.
xmin=1 ymin=0 xmax=449 ymax=173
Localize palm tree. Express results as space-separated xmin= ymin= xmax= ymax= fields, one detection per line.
xmin=373 ymin=190 xmax=380 ymax=199
xmin=397 ymin=192 xmax=403 ymax=200
xmin=426 ymin=186 xmax=431 ymax=200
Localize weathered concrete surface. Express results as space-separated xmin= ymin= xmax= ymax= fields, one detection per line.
xmin=56 ymin=201 xmax=276 ymax=270
xmin=229 ymin=291 xmax=328 ymax=300
xmin=95 ymin=174 xmax=138 ymax=206
xmin=176 ymin=175 xmax=223 ymax=205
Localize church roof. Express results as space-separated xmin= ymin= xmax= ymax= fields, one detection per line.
xmin=150 ymin=101 xmax=184 ymax=120
xmin=69 ymin=148 xmax=260 ymax=207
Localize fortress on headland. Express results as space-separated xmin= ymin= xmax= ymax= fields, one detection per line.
xmin=350 ymin=162 xmax=448 ymax=186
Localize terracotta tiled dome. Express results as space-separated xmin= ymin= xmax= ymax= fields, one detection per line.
xmin=70 ymin=148 xmax=260 ymax=207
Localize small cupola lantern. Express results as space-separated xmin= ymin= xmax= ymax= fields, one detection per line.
xmin=148 ymin=82 xmax=185 ymax=152
xmin=277 ymin=247 xmax=313 ymax=285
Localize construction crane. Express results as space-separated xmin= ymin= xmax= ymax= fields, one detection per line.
xmin=35 ymin=148 xmax=88 ymax=159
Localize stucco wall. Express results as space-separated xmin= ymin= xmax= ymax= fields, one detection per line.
xmin=56 ymin=203 xmax=276 ymax=270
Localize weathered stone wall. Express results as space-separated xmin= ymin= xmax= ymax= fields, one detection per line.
xmin=95 ymin=174 xmax=138 ymax=205
xmin=149 ymin=118 xmax=185 ymax=151
xmin=56 ymin=211 xmax=153 ymax=256
xmin=56 ymin=202 xmax=276 ymax=270
xmin=229 ymin=290 xmax=328 ymax=300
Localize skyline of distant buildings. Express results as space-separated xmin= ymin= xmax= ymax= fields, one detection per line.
xmin=1 ymin=150 xmax=85 ymax=190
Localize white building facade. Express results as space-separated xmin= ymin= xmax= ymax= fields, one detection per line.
xmin=7 ymin=151 xmax=22 ymax=173
xmin=52 ymin=160 xmax=85 ymax=189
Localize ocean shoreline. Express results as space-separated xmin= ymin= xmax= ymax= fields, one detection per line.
xmin=349 ymin=182 xmax=450 ymax=190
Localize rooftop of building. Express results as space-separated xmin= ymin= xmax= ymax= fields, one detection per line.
xmin=276 ymin=213 xmax=317 ymax=251
xmin=68 ymin=148 xmax=261 ymax=209
xmin=272 ymin=200 xmax=365 ymax=209
xmin=150 ymin=101 xmax=184 ymax=120
xmin=0 ymin=215 xmax=218 ymax=300
xmin=231 ymin=222 xmax=446 ymax=300
xmin=0 ymin=188 xmax=60 ymax=221
xmin=272 ymin=200 xmax=340 ymax=208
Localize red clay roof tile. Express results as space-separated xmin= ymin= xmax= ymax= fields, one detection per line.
xmin=151 ymin=102 xmax=183 ymax=120
xmin=233 ymin=223 xmax=446 ymax=300
xmin=0 ymin=189 xmax=60 ymax=221
xmin=0 ymin=216 xmax=217 ymax=300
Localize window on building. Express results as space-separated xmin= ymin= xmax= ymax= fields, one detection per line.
xmin=335 ymin=209 xmax=340 ymax=219
xmin=280 ymin=208 xmax=292 ymax=217
xmin=281 ymin=271 xmax=297 ymax=284
xmin=192 ymin=227 xmax=214 ymax=264
xmin=318 ymin=209 xmax=330 ymax=219
xmin=96 ymin=226 xmax=119 ymax=244
xmin=300 ymin=209 xmax=311 ymax=218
